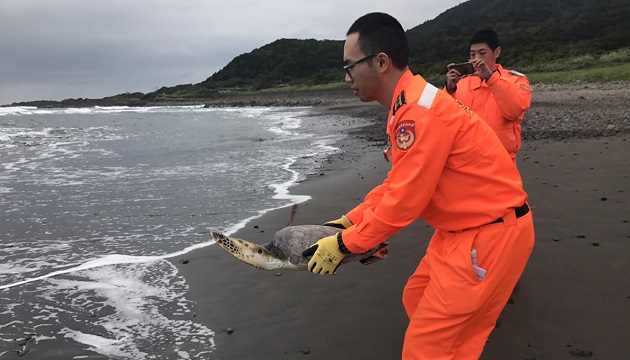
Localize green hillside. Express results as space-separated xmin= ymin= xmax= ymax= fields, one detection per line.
xmin=135 ymin=39 xmax=345 ymax=103
xmin=406 ymin=0 xmax=630 ymax=81
xmin=146 ymin=0 xmax=630 ymax=102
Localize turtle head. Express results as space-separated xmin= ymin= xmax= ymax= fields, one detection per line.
xmin=211 ymin=231 xmax=297 ymax=271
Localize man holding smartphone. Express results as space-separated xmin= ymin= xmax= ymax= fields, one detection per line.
xmin=445 ymin=29 xmax=532 ymax=163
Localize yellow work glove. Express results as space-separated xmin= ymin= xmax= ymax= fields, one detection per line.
xmin=323 ymin=215 xmax=353 ymax=229
xmin=302 ymin=233 xmax=348 ymax=275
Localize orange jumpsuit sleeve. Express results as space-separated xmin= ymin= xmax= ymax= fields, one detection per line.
xmin=345 ymin=177 xmax=391 ymax=225
xmin=485 ymin=70 xmax=532 ymax=123
xmin=342 ymin=105 xmax=454 ymax=254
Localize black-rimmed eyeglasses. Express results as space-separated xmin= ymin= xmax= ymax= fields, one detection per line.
xmin=343 ymin=54 xmax=377 ymax=77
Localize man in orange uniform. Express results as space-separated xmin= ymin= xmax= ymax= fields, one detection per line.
xmin=445 ymin=29 xmax=532 ymax=162
xmin=302 ymin=13 xmax=535 ymax=359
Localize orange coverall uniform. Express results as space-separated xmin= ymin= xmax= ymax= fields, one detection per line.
xmin=448 ymin=64 xmax=532 ymax=160
xmin=341 ymin=70 xmax=535 ymax=359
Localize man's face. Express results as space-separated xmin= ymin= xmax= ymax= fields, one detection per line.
xmin=469 ymin=43 xmax=501 ymax=70
xmin=343 ymin=33 xmax=379 ymax=102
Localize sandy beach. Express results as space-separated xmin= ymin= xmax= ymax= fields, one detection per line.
xmin=173 ymin=82 xmax=630 ymax=360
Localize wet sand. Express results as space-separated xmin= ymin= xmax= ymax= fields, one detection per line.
xmin=173 ymin=82 xmax=630 ymax=359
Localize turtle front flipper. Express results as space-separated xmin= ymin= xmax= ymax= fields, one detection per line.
xmin=211 ymin=231 xmax=302 ymax=271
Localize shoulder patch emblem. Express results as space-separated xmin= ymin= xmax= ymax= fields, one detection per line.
xmin=392 ymin=90 xmax=406 ymax=115
xmin=509 ymin=69 xmax=526 ymax=77
xmin=454 ymin=100 xmax=473 ymax=115
xmin=394 ymin=120 xmax=415 ymax=151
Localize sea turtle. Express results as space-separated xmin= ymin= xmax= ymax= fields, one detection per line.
xmin=211 ymin=225 xmax=389 ymax=271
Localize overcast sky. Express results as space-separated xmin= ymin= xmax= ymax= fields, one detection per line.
xmin=0 ymin=0 xmax=463 ymax=105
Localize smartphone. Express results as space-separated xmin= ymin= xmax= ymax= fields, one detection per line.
xmin=451 ymin=62 xmax=475 ymax=75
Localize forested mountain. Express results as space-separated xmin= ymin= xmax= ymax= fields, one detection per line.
xmin=405 ymin=0 xmax=630 ymax=76
xmin=145 ymin=0 xmax=628 ymax=101
xmin=203 ymin=39 xmax=344 ymax=89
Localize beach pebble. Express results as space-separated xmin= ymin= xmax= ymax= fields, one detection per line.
xmin=569 ymin=348 xmax=593 ymax=357
xmin=15 ymin=346 xmax=30 ymax=357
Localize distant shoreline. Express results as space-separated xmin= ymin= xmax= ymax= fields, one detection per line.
xmin=5 ymin=81 xmax=629 ymax=141
xmin=2 ymin=89 xmax=359 ymax=109
xmin=5 ymin=81 xmax=629 ymax=111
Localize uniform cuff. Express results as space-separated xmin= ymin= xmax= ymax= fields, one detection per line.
xmin=485 ymin=70 xmax=499 ymax=86
xmin=337 ymin=232 xmax=352 ymax=254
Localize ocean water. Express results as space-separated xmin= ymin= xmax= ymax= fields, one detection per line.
xmin=0 ymin=105 xmax=362 ymax=358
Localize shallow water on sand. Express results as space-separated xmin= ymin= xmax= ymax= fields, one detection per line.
xmin=0 ymin=105 xmax=358 ymax=358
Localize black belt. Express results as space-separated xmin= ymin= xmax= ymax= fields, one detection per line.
xmin=489 ymin=203 xmax=530 ymax=225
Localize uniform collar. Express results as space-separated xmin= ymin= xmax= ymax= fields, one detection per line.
xmin=390 ymin=70 xmax=415 ymax=112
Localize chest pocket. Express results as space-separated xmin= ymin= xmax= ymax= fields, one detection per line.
xmin=445 ymin=137 xmax=492 ymax=169
xmin=446 ymin=145 xmax=481 ymax=169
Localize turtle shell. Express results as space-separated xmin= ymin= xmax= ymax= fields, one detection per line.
xmin=272 ymin=225 xmax=387 ymax=266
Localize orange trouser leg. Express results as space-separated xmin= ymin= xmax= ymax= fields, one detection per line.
xmin=401 ymin=212 xmax=534 ymax=360
xmin=402 ymin=255 xmax=431 ymax=318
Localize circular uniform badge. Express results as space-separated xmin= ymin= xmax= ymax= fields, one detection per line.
xmin=394 ymin=120 xmax=415 ymax=151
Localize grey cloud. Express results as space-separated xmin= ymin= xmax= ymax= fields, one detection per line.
xmin=0 ymin=0 xmax=462 ymax=105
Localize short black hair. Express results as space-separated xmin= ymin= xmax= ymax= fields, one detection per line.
xmin=346 ymin=12 xmax=409 ymax=70
xmin=469 ymin=29 xmax=500 ymax=50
